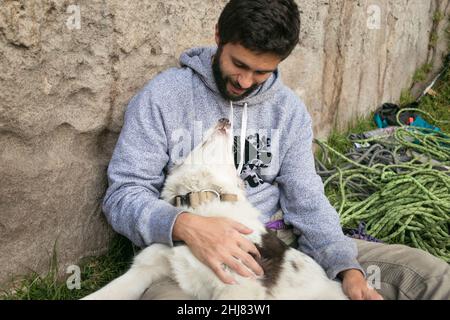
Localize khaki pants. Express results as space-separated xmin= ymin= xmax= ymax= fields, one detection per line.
xmin=140 ymin=239 xmax=450 ymax=300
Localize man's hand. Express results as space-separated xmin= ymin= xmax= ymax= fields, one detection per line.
xmin=339 ymin=269 xmax=384 ymax=300
xmin=173 ymin=212 xmax=264 ymax=285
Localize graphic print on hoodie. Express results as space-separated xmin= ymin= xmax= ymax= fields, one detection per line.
xmin=233 ymin=132 xmax=273 ymax=188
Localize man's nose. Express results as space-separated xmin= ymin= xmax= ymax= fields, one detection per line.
xmin=237 ymin=71 xmax=254 ymax=89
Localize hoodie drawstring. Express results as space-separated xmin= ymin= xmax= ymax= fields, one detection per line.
xmin=229 ymin=101 xmax=234 ymax=153
xmin=229 ymin=101 xmax=248 ymax=175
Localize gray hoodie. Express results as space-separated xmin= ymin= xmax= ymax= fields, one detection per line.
xmin=103 ymin=46 xmax=364 ymax=280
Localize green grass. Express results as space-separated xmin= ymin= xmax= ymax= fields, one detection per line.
xmin=430 ymin=11 xmax=445 ymax=49
xmin=1 ymin=235 xmax=136 ymax=300
xmin=418 ymin=60 xmax=450 ymax=133
xmin=321 ymin=114 xmax=377 ymax=164
xmin=433 ymin=11 xmax=444 ymax=24
xmin=399 ymin=89 xmax=416 ymax=106
xmin=413 ymin=63 xmax=433 ymax=83
xmin=430 ymin=32 xmax=439 ymax=48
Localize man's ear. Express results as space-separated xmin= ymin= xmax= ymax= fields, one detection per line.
xmin=215 ymin=24 xmax=220 ymax=46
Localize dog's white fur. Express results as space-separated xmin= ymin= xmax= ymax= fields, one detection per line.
xmin=82 ymin=119 xmax=348 ymax=300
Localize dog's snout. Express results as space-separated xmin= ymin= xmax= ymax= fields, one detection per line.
xmin=219 ymin=118 xmax=230 ymax=126
xmin=216 ymin=118 xmax=231 ymax=132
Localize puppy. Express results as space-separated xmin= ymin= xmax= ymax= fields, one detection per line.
xmin=82 ymin=118 xmax=348 ymax=300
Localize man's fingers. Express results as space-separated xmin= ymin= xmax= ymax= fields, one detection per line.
xmin=348 ymin=289 xmax=363 ymax=300
xmin=365 ymin=287 xmax=384 ymax=300
xmin=223 ymin=255 xmax=254 ymax=279
xmin=238 ymin=239 xmax=262 ymax=260
xmin=233 ymin=250 xmax=264 ymax=276
xmin=232 ymin=221 xmax=253 ymax=234
xmin=211 ymin=262 xmax=236 ymax=285
xmin=371 ymin=291 xmax=384 ymax=300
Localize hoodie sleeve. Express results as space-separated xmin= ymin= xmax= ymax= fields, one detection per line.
xmin=275 ymin=102 xmax=365 ymax=280
xmin=102 ymin=87 xmax=185 ymax=248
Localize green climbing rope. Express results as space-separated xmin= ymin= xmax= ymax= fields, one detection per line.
xmin=315 ymin=109 xmax=450 ymax=262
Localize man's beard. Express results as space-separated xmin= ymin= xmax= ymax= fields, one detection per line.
xmin=212 ymin=46 xmax=260 ymax=101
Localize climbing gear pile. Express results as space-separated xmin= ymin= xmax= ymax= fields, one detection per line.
xmin=315 ymin=108 xmax=450 ymax=262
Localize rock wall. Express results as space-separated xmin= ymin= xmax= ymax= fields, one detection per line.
xmin=0 ymin=0 xmax=449 ymax=286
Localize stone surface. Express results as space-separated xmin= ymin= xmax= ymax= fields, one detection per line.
xmin=0 ymin=0 xmax=449 ymax=286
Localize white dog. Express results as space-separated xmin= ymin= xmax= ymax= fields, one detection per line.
xmin=83 ymin=118 xmax=347 ymax=300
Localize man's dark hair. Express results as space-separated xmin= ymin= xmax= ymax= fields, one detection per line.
xmin=217 ymin=0 xmax=300 ymax=59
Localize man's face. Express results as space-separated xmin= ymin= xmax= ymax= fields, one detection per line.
xmin=212 ymin=42 xmax=281 ymax=101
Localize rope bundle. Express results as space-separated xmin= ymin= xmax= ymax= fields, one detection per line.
xmin=315 ymin=109 xmax=450 ymax=262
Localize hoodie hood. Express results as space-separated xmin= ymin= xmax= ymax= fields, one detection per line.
xmin=179 ymin=46 xmax=282 ymax=106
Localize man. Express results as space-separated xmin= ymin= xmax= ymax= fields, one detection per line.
xmin=103 ymin=0 xmax=450 ymax=300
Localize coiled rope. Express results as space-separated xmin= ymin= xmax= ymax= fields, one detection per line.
xmin=315 ymin=109 xmax=450 ymax=262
